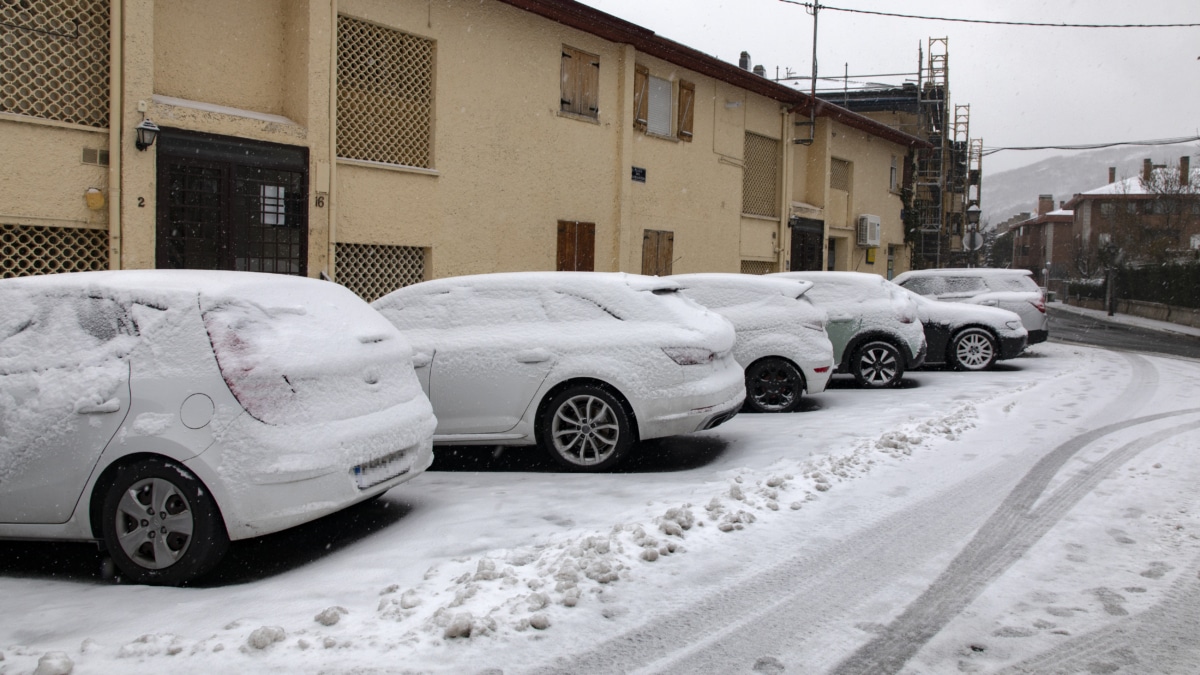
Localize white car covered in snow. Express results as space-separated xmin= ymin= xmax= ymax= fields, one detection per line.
xmin=0 ymin=271 xmax=436 ymax=585
xmin=672 ymin=273 xmax=834 ymax=413
xmin=891 ymin=268 xmax=1049 ymax=344
xmin=771 ymin=271 xmax=927 ymax=388
xmin=372 ymin=272 xmax=746 ymax=472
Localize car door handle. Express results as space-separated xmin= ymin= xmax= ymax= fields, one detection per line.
xmin=412 ymin=352 xmax=433 ymax=368
xmin=515 ymin=349 xmax=553 ymax=363
xmin=76 ymin=398 xmax=121 ymax=414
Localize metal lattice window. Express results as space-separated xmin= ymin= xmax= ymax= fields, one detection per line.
xmin=335 ymin=243 xmax=425 ymax=302
xmin=740 ymin=260 xmax=777 ymax=275
xmin=1 ymin=0 xmax=110 ymax=127
xmin=337 ymin=15 xmax=433 ymax=168
xmin=830 ymin=158 xmax=852 ymax=192
xmin=2 ymin=223 xmax=108 ymax=278
xmin=743 ymin=133 xmax=780 ymax=218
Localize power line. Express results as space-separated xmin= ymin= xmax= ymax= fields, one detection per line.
xmin=981 ymin=136 xmax=1200 ymax=156
xmin=778 ymin=1 xmax=1200 ymax=28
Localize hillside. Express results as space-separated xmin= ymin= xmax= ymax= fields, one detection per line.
xmin=980 ymin=145 xmax=1200 ymax=229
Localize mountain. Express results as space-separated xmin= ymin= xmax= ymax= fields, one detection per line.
xmin=980 ymin=145 xmax=1200 ymax=229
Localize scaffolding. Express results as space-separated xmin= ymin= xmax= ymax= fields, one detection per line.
xmin=914 ymin=38 xmax=949 ymax=268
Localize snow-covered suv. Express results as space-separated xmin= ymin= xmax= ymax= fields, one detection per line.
xmin=891 ymin=268 xmax=1049 ymax=344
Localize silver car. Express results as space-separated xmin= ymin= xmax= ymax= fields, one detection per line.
xmin=372 ymin=272 xmax=746 ymax=472
xmin=0 ymin=271 xmax=436 ymax=585
xmin=891 ymin=268 xmax=1049 ymax=344
xmin=672 ymin=273 xmax=834 ymax=413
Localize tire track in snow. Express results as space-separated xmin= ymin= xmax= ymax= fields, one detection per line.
xmin=829 ymin=411 xmax=1200 ymax=675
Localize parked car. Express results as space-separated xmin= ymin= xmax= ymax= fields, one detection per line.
xmin=899 ymin=288 xmax=1028 ymax=370
xmin=771 ymin=271 xmax=927 ymax=388
xmin=0 ymin=271 xmax=436 ymax=585
xmin=671 ymin=273 xmax=834 ymax=413
xmin=372 ymin=272 xmax=745 ymax=472
xmin=891 ymin=268 xmax=1049 ymax=343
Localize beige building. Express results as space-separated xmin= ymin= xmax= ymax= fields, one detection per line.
xmin=1 ymin=0 xmax=926 ymax=297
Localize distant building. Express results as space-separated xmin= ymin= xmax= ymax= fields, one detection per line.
xmin=1064 ymin=157 xmax=1200 ymax=279
xmin=1008 ymin=195 xmax=1073 ymax=296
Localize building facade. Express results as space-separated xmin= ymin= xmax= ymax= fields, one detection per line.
xmin=1009 ymin=194 xmax=1073 ymax=296
xmin=1 ymin=0 xmax=926 ymax=297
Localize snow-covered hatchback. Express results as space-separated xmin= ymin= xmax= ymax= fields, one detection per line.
xmin=891 ymin=268 xmax=1049 ymax=344
xmin=0 ymin=271 xmax=436 ymax=585
xmin=372 ymin=272 xmax=745 ymax=472
xmin=672 ymin=273 xmax=834 ymax=413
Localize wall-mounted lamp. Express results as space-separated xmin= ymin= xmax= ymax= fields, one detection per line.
xmin=135 ymin=119 xmax=160 ymax=151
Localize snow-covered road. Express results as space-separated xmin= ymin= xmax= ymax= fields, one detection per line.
xmin=3 ymin=342 xmax=1198 ymax=675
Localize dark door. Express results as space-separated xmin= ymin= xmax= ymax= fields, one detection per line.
xmin=156 ymin=129 xmax=308 ymax=275
xmin=789 ymin=217 xmax=824 ymax=271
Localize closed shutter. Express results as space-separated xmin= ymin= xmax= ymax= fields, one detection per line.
xmin=641 ymin=230 xmax=674 ymax=276
xmin=633 ymin=64 xmax=649 ymax=131
xmin=560 ymin=49 xmax=577 ymax=112
xmin=557 ymin=221 xmax=595 ymax=271
xmin=677 ymin=80 xmax=695 ymax=141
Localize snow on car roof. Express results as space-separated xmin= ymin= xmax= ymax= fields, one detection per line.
xmin=893 ymin=268 xmax=1034 ymax=278
xmin=670 ymin=273 xmax=813 ymax=299
xmin=1 ymin=269 xmax=349 ymax=304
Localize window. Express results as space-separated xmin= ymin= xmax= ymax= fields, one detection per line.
xmin=337 ymin=16 xmax=434 ymax=168
xmin=1191 ymin=234 xmax=1200 ymax=250
xmin=889 ymin=156 xmax=899 ymax=192
xmin=557 ymin=221 xmax=595 ymax=271
xmin=641 ymin=230 xmax=674 ymax=276
xmin=647 ymin=75 xmax=673 ymax=136
xmin=830 ymin=158 xmax=852 ymax=192
xmin=1100 ymin=202 xmax=1115 ymax=218
xmin=633 ymin=67 xmax=695 ymax=142
xmin=335 ymin=243 xmax=425 ymax=302
xmin=0 ymin=0 xmax=110 ymax=128
xmin=743 ymin=133 xmax=780 ymax=217
xmin=561 ymin=45 xmax=599 ymax=119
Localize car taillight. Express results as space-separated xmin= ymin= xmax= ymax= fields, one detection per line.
xmin=1031 ymin=298 xmax=1046 ymax=313
xmin=663 ymin=347 xmax=716 ymax=365
xmin=814 ymin=365 xmax=831 ymax=373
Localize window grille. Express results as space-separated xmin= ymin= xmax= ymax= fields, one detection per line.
xmin=337 ymin=16 xmax=433 ymax=168
xmin=743 ymin=133 xmax=780 ymax=218
xmin=1 ymin=0 xmax=110 ymax=128
xmin=740 ymin=260 xmax=777 ymax=275
xmin=830 ymin=158 xmax=851 ymax=192
xmin=335 ymin=242 xmax=424 ymax=302
xmin=2 ymin=223 xmax=108 ymax=278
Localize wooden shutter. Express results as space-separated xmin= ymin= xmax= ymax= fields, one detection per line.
xmin=582 ymin=57 xmax=600 ymax=117
xmin=560 ymin=48 xmax=577 ymax=113
xmin=633 ymin=64 xmax=649 ymax=131
xmin=557 ymin=221 xmax=595 ymax=271
xmin=677 ymin=80 xmax=695 ymax=141
xmin=641 ymin=230 xmax=674 ymax=276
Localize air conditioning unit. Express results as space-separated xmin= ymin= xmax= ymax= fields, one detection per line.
xmin=856 ymin=214 xmax=881 ymax=248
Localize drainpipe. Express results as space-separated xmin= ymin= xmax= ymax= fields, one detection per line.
xmin=779 ymin=107 xmax=791 ymax=271
xmin=327 ymin=0 xmax=338 ymax=281
xmin=108 ymin=0 xmax=123 ymax=269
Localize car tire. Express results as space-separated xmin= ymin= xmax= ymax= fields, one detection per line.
xmin=743 ymin=358 xmax=806 ymax=413
xmin=100 ymin=458 xmax=229 ymax=586
xmin=852 ymin=340 xmax=904 ymax=388
xmin=950 ymin=328 xmax=998 ymax=371
xmin=539 ymin=384 xmax=634 ymax=472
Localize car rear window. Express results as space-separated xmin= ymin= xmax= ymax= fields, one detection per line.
xmin=984 ymin=275 xmax=1040 ymax=292
xmin=201 ymin=281 xmax=419 ymax=425
xmin=944 ymin=277 xmax=988 ymax=294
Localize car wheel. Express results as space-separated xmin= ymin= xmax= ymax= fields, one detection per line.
xmin=744 ymin=358 xmax=806 ymax=413
xmin=950 ymin=328 xmax=998 ymax=371
xmin=100 ymin=458 xmax=229 ymax=586
xmin=852 ymin=340 xmax=904 ymax=388
xmin=539 ymin=384 xmax=634 ymax=472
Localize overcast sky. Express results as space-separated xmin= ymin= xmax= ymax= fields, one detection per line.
xmin=577 ymin=0 xmax=1200 ymax=176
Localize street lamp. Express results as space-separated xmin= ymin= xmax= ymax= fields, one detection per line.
xmin=966 ymin=203 xmax=981 ymax=227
